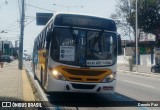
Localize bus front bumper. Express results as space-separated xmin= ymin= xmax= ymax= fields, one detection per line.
xmin=47 ymin=76 xmax=116 ymax=94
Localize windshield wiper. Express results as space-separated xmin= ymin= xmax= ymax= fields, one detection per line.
xmin=91 ymin=30 xmax=104 ymax=54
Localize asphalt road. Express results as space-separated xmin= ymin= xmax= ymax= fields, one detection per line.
xmin=24 ymin=61 xmax=160 ymax=110
xmin=116 ymin=72 xmax=160 ymax=101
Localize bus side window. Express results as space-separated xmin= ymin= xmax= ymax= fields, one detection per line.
xmin=51 ymin=30 xmax=60 ymax=60
xmin=46 ymin=31 xmax=52 ymax=50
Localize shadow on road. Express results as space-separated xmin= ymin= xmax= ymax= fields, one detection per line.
xmin=47 ymin=92 xmax=139 ymax=107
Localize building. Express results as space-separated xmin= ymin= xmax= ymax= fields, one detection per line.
xmin=0 ymin=40 xmax=14 ymax=56
xmin=118 ymin=34 xmax=156 ymax=66
xmin=139 ymin=32 xmax=155 ymax=41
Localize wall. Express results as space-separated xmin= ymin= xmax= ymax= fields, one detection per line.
xmin=118 ymin=54 xmax=155 ymax=66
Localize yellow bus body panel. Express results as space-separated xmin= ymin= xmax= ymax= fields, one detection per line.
xmin=53 ymin=65 xmax=112 ymax=83
xmin=38 ymin=49 xmax=46 ymax=70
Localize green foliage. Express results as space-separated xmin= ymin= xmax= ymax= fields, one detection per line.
xmin=138 ymin=0 xmax=160 ymax=34
xmin=113 ymin=0 xmax=160 ymax=36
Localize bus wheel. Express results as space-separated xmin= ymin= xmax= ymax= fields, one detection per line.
xmin=34 ymin=73 xmax=37 ymax=80
xmin=41 ymin=68 xmax=44 ymax=86
xmin=41 ymin=68 xmax=49 ymax=94
xmin=33 ymin=66 xmax=37 ymax=80
xmin=41 ymin=68 xmax=47 ymax=88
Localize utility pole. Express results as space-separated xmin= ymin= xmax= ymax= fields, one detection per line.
xmin=135 ymin=0 xmax=138 ymax=72
xmin=18 ymin=0 xmax=25 ymax=69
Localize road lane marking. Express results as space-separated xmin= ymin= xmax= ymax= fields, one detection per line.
xmin=123 ymin=80 xmax=154 ymax=88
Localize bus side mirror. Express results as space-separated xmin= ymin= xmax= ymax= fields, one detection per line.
xmin=46 ymin=31 xmax=52 ymax=50
xmin=118 ymin=34 xmax=122 ymax=55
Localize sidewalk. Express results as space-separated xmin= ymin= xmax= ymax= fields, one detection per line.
xmin=0 ymin=60 xmax=35 ymax=102
xmin=117 ymin=64 xmax=160 ymax=78
xmin=117 ymin=64 xmax=152 ymax=73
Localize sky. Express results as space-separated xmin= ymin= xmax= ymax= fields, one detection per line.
xmin=0 ymin=0 xmax=117 ymax=54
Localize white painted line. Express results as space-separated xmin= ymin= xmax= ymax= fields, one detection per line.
xmin=123 ymin=80 xmax=154 ymax=88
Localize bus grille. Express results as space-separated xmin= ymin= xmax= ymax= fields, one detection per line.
xmin=71 ymin=83 xmax=95 ymax=89
xmin=87 ymin=78 xmax=99 ymax=81
xmin=63 ymin=68 xmax=105 ymax=76
xmin=69 ymin=77 xmax=82 ymax=81
xmin=68 ymin=77 xmax=99 ymax=82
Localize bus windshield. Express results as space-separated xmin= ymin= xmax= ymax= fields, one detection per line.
xmin=50 ymin=27 xmax=117 ymax=67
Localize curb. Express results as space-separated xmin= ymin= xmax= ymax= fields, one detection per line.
xmin=25 ymin=68 xmax=78 ymax=110
xmin=118 ymin=70 xmax=160 ymax=79
xmin=25 ymin=69 xmax=49 ymax=101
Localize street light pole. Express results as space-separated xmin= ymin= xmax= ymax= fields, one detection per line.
xmin=18 ymin=0 xmax=25 ymax=70
xmin=136 ymin=0 xmax=138 ymax=72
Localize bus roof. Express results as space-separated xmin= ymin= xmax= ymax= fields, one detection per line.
xmin=53 ymin=12 xmax=115 ymax=21
xmin=51 ymin=12 xmax=117 ymax=31
xmin=34 ymin=12 xmax=117 ymax=45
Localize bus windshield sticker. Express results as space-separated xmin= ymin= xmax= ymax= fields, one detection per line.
xmin=60 ymin=46 xmax=75 ymax=61
xmin=86 ymin=60 xmax=112 ymax=66
xmin=79 ymin=56 xmax=85 ymax=64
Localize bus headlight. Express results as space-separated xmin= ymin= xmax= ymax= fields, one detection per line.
xmin=102 ymin=74 xmax=115 ymax=82
xmin=52 ymin=70 xmax=66 ymax=81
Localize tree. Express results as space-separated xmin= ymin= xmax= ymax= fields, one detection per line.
xmin=112 ymin=0 xmax=160 ymax=40
xmin=111 ymin=0 xmax=135 ymax=41
xmin=138 ymin=0 xmax=160 ymax=36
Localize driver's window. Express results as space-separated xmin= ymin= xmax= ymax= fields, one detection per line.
xmin=60 ymin=29 xmax=73 ymax=46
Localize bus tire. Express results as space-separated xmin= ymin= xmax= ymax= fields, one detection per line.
xmin=33 ymin=65 xmax=37 ymax=80
xmin=41 ymin=68 xmax=49 ymax=94
xmin=34 ymin=73 xmax=37 ymax=80
xmin=40 ymin=68 xmax=44 ymax=86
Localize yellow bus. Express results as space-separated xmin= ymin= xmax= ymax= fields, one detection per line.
xmin=32 ymin=12 xmax=122 ymax=94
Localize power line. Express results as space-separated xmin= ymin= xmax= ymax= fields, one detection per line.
xmin=0 ymin=0 xmax=16 ymax=6
xmin=6 ymin=27 xmax=20 ymax=31
xmin=25 ymin=15 xmax=36 ymax=19
xmin=25 ymin=3 xmax=55 ymax=12
xmin=0 ymin=0 xmax=13 ymax=5
xmin=2 ymin=20 xmax=18 ymax=31
xmin=24 ymin=18 xmax=36 ymax=27
xmin=5 ymin=30 xmax=19 ymax=32
xmin=1 ymin=24 xmax=20 ymax=32
xmin=0 ymin=36 xmax=19 ymax=40
xmin=0 ymin=0 xmax=19 ymax=33
xmin=0 ymin=36 xmax=19 ymax=38
xmin=1 ymin=18 xmax=35 ymax=32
